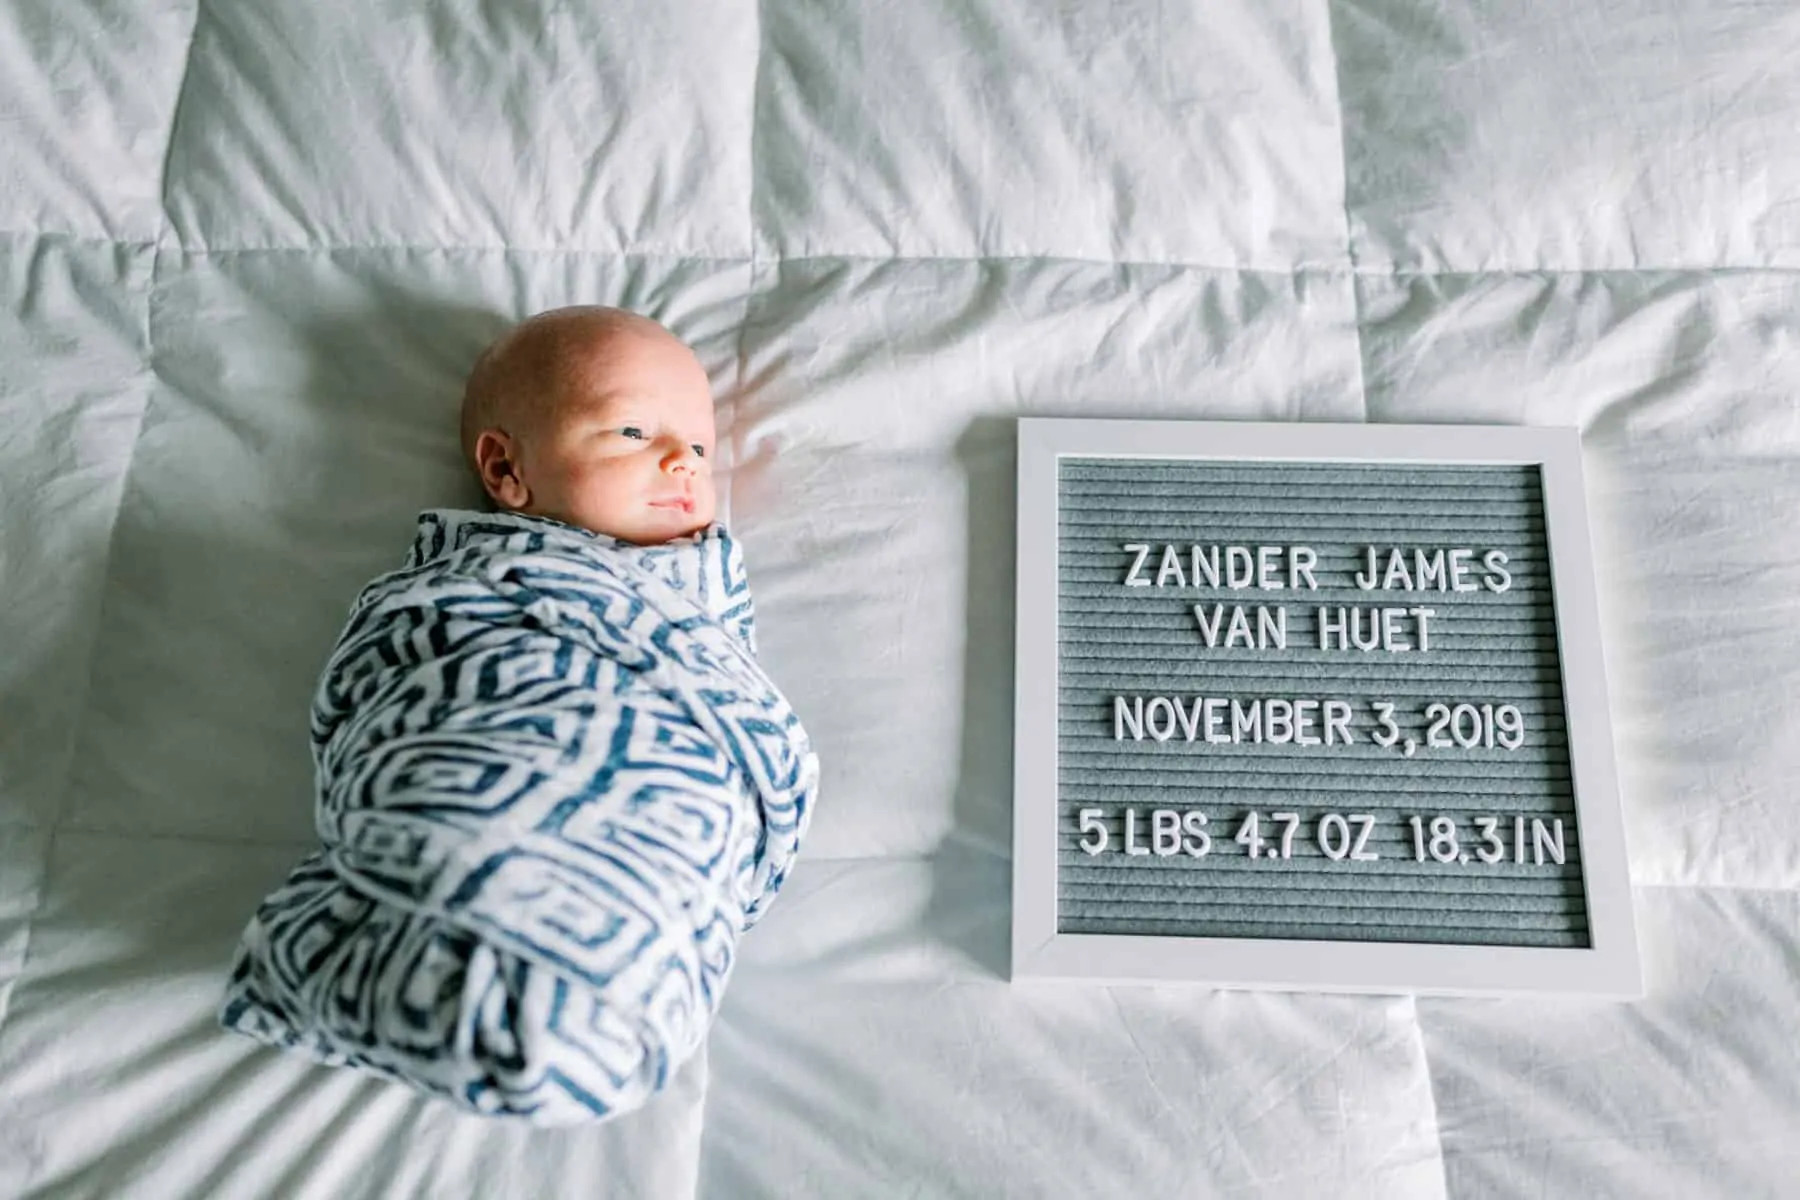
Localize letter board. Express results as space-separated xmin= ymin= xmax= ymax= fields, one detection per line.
xmin=1010 ymin=419 xmax=1641 ymax=997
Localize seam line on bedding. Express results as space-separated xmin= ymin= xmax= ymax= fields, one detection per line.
xmin=109 ymin=241 xmax=1346 ymax=274
xmin=1318 ymin=0 xmax=1371 ymax=424
xmin=0 ymin=230 xmax=159 ymax=251
xmin=728 ymin=0 xmax=769 ymax=535
xmin=1401 ymin=994 xmax=1454 ymax=1200
xmin=34 ymin=6 xmax=204 ymax=850
xmin=8 ymin=230 xmax=1797 ymax=278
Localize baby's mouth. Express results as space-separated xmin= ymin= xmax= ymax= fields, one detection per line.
xmin=650 ymin=495 xmax=695 ymax=514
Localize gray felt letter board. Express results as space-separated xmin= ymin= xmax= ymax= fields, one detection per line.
xmin=1010 ymin=419 xmax=1642 ymax=998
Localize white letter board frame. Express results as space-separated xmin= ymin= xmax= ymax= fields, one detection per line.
xmin=1010 ymin=417 xmax=1643 ymax=999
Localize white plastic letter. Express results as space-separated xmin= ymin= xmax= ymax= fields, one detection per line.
xmin=1156 ymin=544 xmax=1186 ymax=589
xmin=1124 ymin=808 xmax=1149 ymax=856
xmin=1204 ymin=698 xmax=1229 ymax=744
xmin=1408 ymin=606 xmax=1435 ymax=652
xmin=1318 ymin=606 xmax=1348 ymax=650
xmin=1381 ymin=606 xmax=1411 ymax=651
xmin=1122 ymin=544 xmax=1151 ymax=587
xmin=1290 ymin=546 xmax=1318 ymax=590
xmin=1532 ymin=818 xmax=1566 ymax=866
xmin=1225 ymin=606 xmax=1255 ymax=648
xmin=1172 ymin=696 xmax=1202 ymax=742
xmin=1482 ymin=549 xmax=1512 ymax=593
xmin=1414 ymin=548 xmax=1447 ymax=591
xmin=1257 ymin=546 xmax=1284 ymax=589
xmin=1193 ymin=604 xmax=1225 ymax=647
xmin=1257 ymin=605 xmax=1288 ymax=650
xmin=1231 ymin=699 xmax=1262 ymax=744
xmin=1152 ymin=809 xmax=1182 ymax=856
xmin=1271 ymin=812 xmax=1301 ymax=859
xmin=1324 ymin=699 xmax=1354 ymax=745
xmin=1145 ymin=697 xmax=1176 ymax=742
xmin=1192 ymin=545 xmax=1221 ymax=588
xmin=1265 ymin=699 xmax=1294 ymax=744
xmin=1293 ymin=700 xmax=1320 ymax=745
xmin=1318 ymin=813 xmax=1350 ymax=860
xmin=1226 ymin=546 xmax=1255 ymax=589
xmin=1078 ymin=808 xmax=1108 ymax=855
xmin=1181 ymin=810 xmax=1211 ymax=857
xmin=1114 ymin=695 xmax=1144 ymax=741
xmin=1449 ymin=549 xmax=1477 ymax=592
xmin=1382 ymin=548 xmax=1414 ymax=591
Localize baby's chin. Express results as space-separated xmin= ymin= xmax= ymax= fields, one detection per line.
xmin=501 ymin=494 xmax=713 ymax=545
xmin=584 ymin=504 xmax=714 ymax=546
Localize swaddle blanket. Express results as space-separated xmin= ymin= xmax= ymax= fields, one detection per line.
xmin=218 ymin=508 xmax=819 ymax=1124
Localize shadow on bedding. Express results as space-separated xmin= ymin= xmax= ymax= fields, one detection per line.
xmin=921 ymin=415 xmax=1022 ymax=979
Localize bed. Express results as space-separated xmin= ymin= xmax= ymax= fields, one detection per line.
xmin=2 ymin=0 xmax=1797 ymax=1196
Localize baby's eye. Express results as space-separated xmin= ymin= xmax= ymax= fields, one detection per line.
xmin=619 ymin=426 xmax=646 ymax=440
xmin=692 ymin=444 xmax=706 ymax=458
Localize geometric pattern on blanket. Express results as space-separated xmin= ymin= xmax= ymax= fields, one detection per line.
xmin=218 ymin=509 xmax=820 ymax=1124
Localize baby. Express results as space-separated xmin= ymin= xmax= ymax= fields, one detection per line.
xmin=460 ymin=306 xmax=720 ymax=544
xmin=219 ymin=307 xmax=818 ymax=1125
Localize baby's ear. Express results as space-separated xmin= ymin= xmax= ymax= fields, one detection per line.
xmin=473 ymin=430 xmax=532 ymax=511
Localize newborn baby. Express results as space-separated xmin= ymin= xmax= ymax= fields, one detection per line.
xmin=219 ymin=306 xmax=818 ymax=1124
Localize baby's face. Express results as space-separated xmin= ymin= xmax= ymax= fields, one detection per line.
xmin=472 ymin=315 xmax=719 ymax=545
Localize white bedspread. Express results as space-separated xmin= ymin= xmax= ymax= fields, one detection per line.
xmin=2 ymin=1 xmax=1796 ymax=1196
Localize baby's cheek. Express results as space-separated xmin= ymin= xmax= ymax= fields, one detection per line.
xmin=570 ymin=461 xmax=636 ymax=509
xmin=575 ymin=457 xmax=628 ymax=487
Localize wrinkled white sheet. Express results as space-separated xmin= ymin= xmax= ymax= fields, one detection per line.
xmin=1 ymin=0 xmax=1797 ymax=1196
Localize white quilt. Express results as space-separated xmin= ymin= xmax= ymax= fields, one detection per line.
xmin=2 ymin=1 xmax=1797 ymax=1197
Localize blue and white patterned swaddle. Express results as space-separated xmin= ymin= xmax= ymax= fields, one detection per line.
xmin=219 ymin=508 xmax=819 ymax=1124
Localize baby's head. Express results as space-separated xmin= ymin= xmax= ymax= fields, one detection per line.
xmin=460 ymin=306 xmax=718 ymax=545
